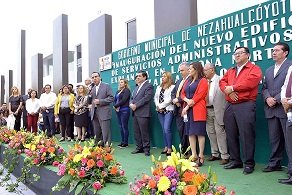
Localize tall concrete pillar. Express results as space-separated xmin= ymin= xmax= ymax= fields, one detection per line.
xmin=0 ymin=75 xmax=5 ymax=104
xmin=154 ymin=0 xmax=198 ymax=37
xmin=31 ymin=53 xmax=43 ymax=94
xmin=6 ymin=70 xmax=13 ymax=103
xmin=53 ymin=14 xmax=68 ymax=93
xmin=88 ymin=14 xmax=112 ymax=74
xmin=18 ymin=29 xmax=26 ymax=94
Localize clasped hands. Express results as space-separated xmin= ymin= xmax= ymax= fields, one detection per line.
xmin=224 ymin=86 xmax=238 ymax=102
xmin=281 ymin=98 xmax=292 ymax=113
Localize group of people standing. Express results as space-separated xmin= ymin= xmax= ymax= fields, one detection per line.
xmin=0 ymin=42 xmax=291 ymax=185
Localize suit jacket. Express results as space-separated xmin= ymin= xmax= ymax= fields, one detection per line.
xmin=130 ymin=81 xmax=153 ymax=117
xmin=210 ymin=74 xmax=227 ymax=125
xmin=171 ymin=78 xmax=186 ymax=116
xmin=262 ymin=59 xmax=292 ymax=118
xmin=181 ymin=78 xmax=208 ymax=121
xmin=90 ymin=82 xmax=114 ymax=121
xmin=114 ymin=88 xmax=131 ymax=108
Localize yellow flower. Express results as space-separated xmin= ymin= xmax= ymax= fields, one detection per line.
xmin=82 ymin=146 xmax=91 ymax=157
xmin=178 ymin=159 xmax=197 ymax=172
xmin=157 ymin=176 xmax=170 ymax=192
xmin=73 ymin=154 xmax=83 ymax=162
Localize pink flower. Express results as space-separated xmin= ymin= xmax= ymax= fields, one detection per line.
xmin=164 ymin=166 xmax=176 ymax=176
xmin=40 ymin=147 xmax=47 ymax=153
xmin=96 ymin=160 xmax=104 ymax=168
xmin=33 ymin=158 xmax=39 ymax=165
xmin=102 ymin=171 xmax=107 ymax=177
xmin=171 ymin=179 xmax=177 ymax=186
xmin=81 ymin=158 xmax=88 ymax=164
xmin=78 ymin=170 xmax=86 ymax=178
xmin=120 ymin=170 xmax=125 ymax=176
xmin=92 ymin=181 xmax=102 ymax=190
xmin=52 ymin=161 xmax=60 ymax=166
xmin=57 ymin=164 xmax=66 ymax=176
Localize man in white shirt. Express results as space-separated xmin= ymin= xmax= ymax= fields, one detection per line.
xmin=39 ymin=84 xmax=57 ymax=137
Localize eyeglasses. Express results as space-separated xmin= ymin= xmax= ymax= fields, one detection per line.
xmin=203 ymin=68 xmax=213 ymax=72
xmin=233 ymin=51 xmax=247 ymax=56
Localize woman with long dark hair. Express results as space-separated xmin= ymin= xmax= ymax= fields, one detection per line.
xmin=181 ymin=62 xmax=208 ymax=166
xmin=114 ymin=79 xmax=131 ymax=148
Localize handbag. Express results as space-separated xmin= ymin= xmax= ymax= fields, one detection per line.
xmin=7 ymin=114 xmax=16 ymax=129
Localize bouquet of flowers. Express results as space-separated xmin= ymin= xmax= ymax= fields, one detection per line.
xmin=129 ymin=146 xmax=234 ymax=195
xmin=7 ymin=131 xmax=34 ymax=153
xmin=52 ymin=142 xmax=127 ymax=194
xmin=24 ymin=135 xmax=65 ymax=166
xmin=0 ymin=127 xmax=16 ymax=144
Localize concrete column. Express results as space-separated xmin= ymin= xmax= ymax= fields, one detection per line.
xmin=88 ymin=14 xmax=112 ymax=74
xmin=0 ymin=75 xmax=5 ymax=104
xmin=31 ymin=53 xmax=44 ymax=94
xmin=154 ymin=0 xmax=198 ymax=37
xmin=18 ymin=29 xmax=26 ymax=94
xmin=53 ymin=14 xmax=68 ymax=93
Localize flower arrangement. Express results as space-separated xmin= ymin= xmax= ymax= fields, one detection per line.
xmin=24 ymin=135 xmax=65 ymax=166
xmin=129 ymin=146 xmax=234 ymax=195
xmin=7 ymin=131 xmax=34 ymax=152
xmin=52 ymin=142 xmax=127 ymax=194
xmin=0 ymin=127 xmax=16 ymax=144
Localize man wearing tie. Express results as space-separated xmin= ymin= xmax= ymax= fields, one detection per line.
xmin=90 ymin=72 xmax=114 ymax=146
xmin=219 ymin=46 xmax=262 ymax=174
xmin=262 ymin=42 xmax=291 ymax=172
xmin=171 ymin=62 xmax=190 ymax=155
xmin=204 ymin=63 xmax=229 ymax=165
xmin=130 ymin=70 xmax=154 ymax=156
xmin=279 ymin=62 xmax=292 ymax=185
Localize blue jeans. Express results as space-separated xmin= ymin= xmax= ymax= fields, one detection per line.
xmin=157 ymin=112 xmax=173 ymax=149
xmin=42 ymin=109 xmax=55 ymax=137
xmin=116 ymin=109 xmax=130 ymax=144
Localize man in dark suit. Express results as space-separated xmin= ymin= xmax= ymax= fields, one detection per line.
xmin=171 ymin=62 xmax=190 ymax=155
xmin=262 ymin=42 xmax=291 ymax=172
xmin=279 ymin=65 xmax=292 ymax=185
xmin=219 ymin=46 xmax=262 ymax=175
xmin=130 ymin=70 xmax=153 ymax=156
xmin=90 ymin=72 xmax=114 ymax=146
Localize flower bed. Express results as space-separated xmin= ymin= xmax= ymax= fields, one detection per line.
xmin=129 ymin=146 xmax=234 ymax=195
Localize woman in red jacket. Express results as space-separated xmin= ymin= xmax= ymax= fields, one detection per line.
xmin=181 ymin=62 xmax=208 ymax=166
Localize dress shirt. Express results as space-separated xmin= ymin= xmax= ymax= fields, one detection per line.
xmin=236 ymin=61 xmax=248 ymax=76
xmin=274 ymin=58 xmax=287 ymax=77
xmin=207 ymin=77 xmax=215 ymax=106
xmin=281 ymin=65 xmax=292 ymax=100
xmin=136 ymin=80 xmax=148 ymax=94
xmin=39 ymin=92 xmax=57 ymax=109
xmin=26 ymin=98 xmax=41 ymax=114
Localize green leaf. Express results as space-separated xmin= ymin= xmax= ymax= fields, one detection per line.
xmin=75 ymin=183 xmax=84 ymax=195
xmin=69 ymin=180 xmax=80 ymax=193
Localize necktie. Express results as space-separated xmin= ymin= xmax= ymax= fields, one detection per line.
xmin=286 ymin=72 xmax=292 ymax=98
xmin=206 ymin=80 xmax=212 ymax=104
xmin=176 ymin=78 xmax=186 ymax=98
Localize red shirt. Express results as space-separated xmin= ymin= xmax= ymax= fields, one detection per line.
xmin=219 ymin=61 xmax=262 ymax=103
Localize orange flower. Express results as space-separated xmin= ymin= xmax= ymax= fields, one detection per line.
xmin=183 ymin=171 xmax=195 ymax=182
xmin=183 ymin=185 xmax=197 ymax=195
xmin=87 ymin=159 xmax=95 ymax=168
xmin=68 ymin=168 xmax=75 ymax=176
xmin=193 ymin=173 xmax=206 ymax=186
xmin=110 ymin=166 xmax=118 ymax=175
xmin=48 ymin=147 xmax=55 ymax=153
xmin=148 ymin=179 xmax=156 ymax=189
xmin=104 ymin=153 xmax=113 ymax=161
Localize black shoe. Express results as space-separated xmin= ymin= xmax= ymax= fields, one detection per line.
xmin=166 ymin=152 xmax=171 ymax=156
xmin=144 ymin=151 xmax=150 ymax=156
xmin=131 ymin=149 xmax=143 ymax=154
xmin=119 ymin=144 xmax=128 ymax=148
xmin=117 ymin=143 xmax=123 ymax=147
xmin=224 ymin=162 xmax=243 ymax=169
xmin=161 ymin=150 xmax=167 ymax=154
xmin=243 ymin=167 xmax=254 ymax=175
xmin=278 ymin=177 xmax=292 ymax=185
xmin=262 ymin=166 xmax=282 ymax=172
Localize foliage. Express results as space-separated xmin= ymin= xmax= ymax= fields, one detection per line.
xmin=52 ymin=141 xmax=127 ymax=195
xmin=129 ymin=146 xmax=235 ymax=195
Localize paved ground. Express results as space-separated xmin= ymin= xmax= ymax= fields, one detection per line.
xmin=0 ymin=164 xmax=36 ymax=195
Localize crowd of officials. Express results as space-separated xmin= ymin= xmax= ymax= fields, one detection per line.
xmin=0 ymin=42 xmax=292 ymax=184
